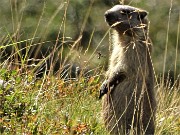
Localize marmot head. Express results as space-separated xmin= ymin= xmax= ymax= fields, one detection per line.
xmin=105 ymin=5 xmax=148 ymax=37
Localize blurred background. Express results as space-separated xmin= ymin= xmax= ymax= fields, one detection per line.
xmin=0 ymin=0 xmax=179 ymax=80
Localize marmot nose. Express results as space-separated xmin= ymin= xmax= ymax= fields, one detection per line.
xmin=104 ymin=11 xmax=118 ymax=24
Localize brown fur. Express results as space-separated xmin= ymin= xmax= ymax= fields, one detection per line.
xmin=99 ymin=5 xmax=156 ymax=135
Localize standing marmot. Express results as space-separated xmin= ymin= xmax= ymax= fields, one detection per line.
xmin=99 ymin=5 xmax=156 ymax=135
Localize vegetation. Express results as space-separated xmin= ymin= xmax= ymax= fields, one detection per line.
xmin=0 ymin=0 xmax=179 ymax=134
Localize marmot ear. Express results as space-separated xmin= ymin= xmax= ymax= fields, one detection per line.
xmin=138 ymin=11 xmax=148 ymax=20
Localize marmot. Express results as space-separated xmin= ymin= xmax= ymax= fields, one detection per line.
xmin=99 ymin=5 xmax=156 ymax=135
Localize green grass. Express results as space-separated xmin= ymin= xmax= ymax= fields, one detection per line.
xmin=0 ymin=60 xmax=179 ymax=135
xmin=0 ymin=67 xmax=107 ymax=134
xmin=156 ymin=83 xmax=180 ymax=135
xmin=0 ymin=38 xmax=180 ymax=134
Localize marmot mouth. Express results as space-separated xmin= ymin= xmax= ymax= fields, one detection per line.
xmin=104 ymin=11 xmax=120 ymax=26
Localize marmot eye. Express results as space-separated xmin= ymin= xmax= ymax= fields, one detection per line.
xmin=121 ymin=10 xmax=130 ymax=14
